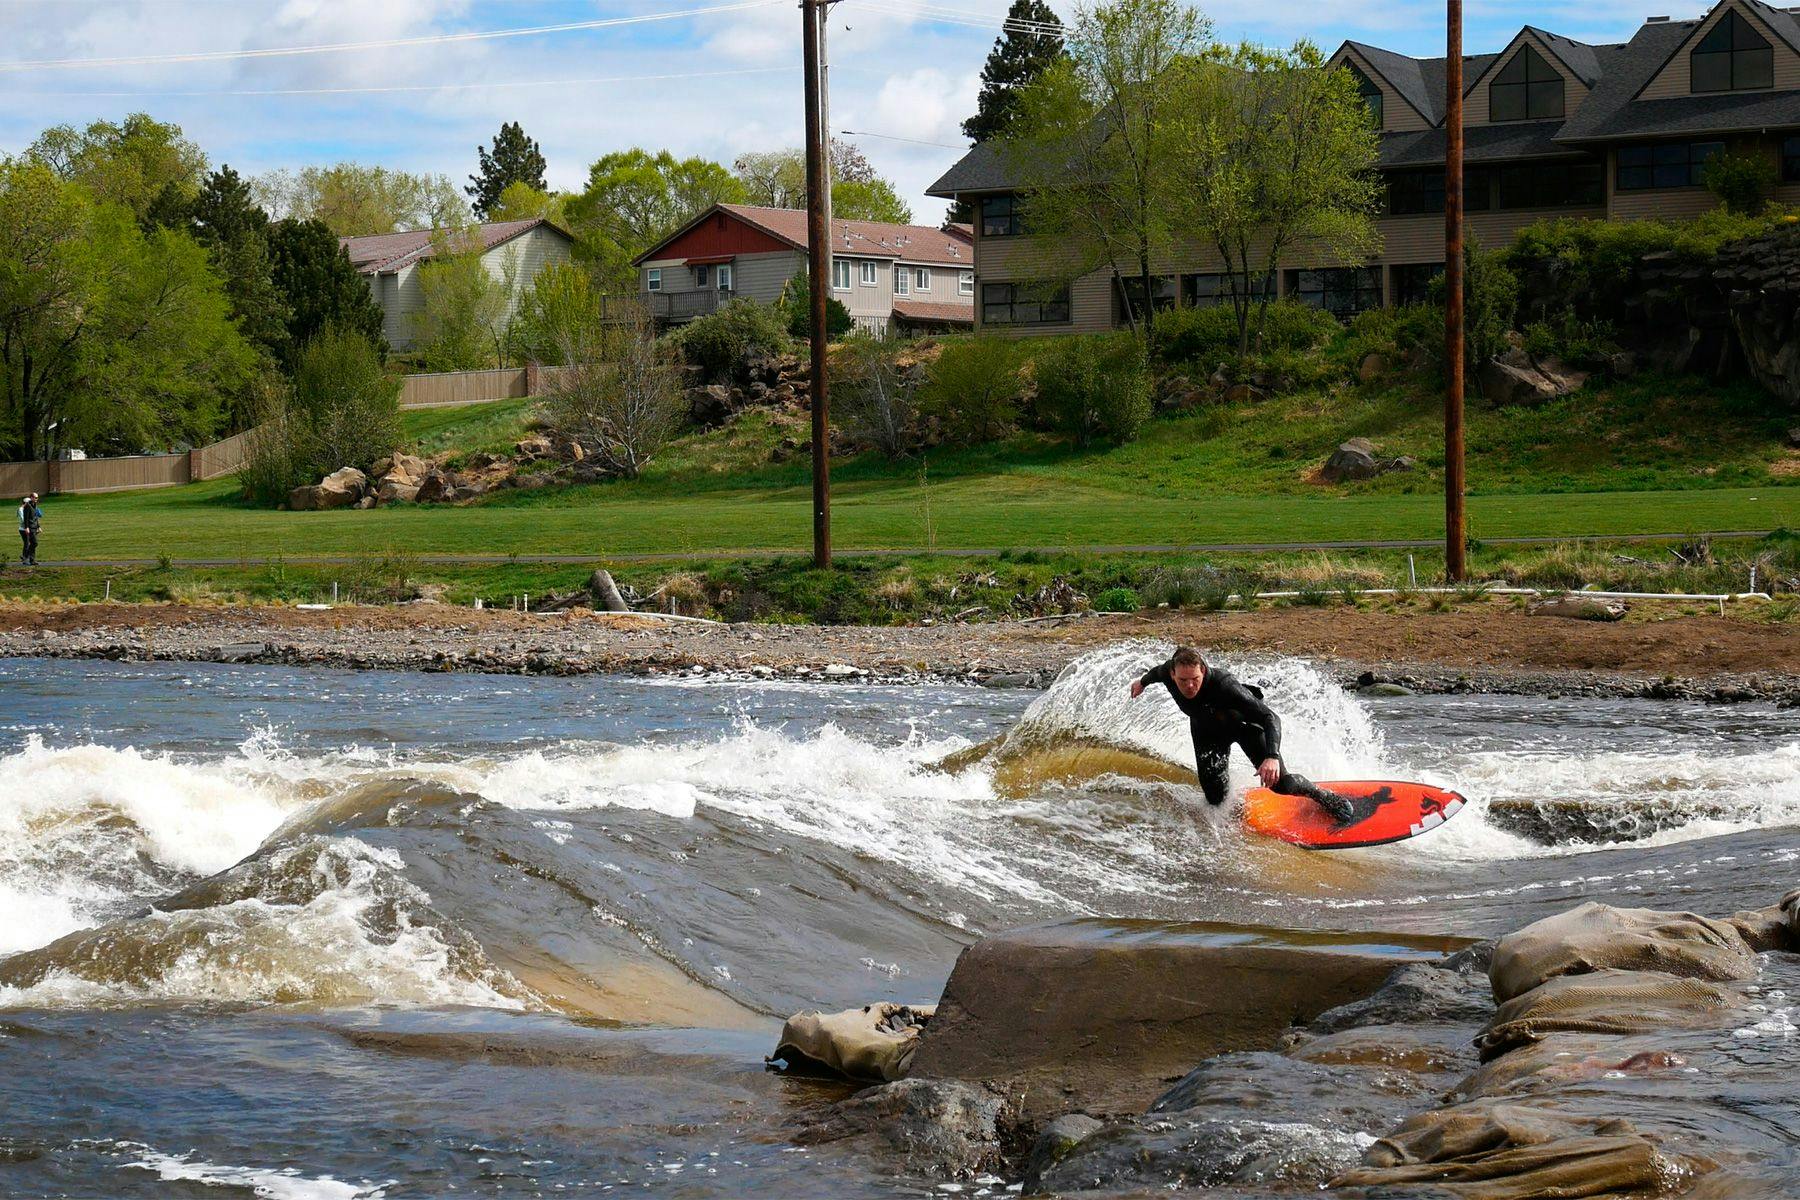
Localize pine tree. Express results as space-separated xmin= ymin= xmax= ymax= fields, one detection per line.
xmin=961 ymin=1 xmax=1065 ymax=145
xmin=467 ymin=121 xmax=548 ymax=219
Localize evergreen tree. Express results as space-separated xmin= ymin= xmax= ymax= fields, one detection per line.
xmin=191 ymin=166 xmax=293 ymax=367
xmin=961 ymin=1 xmax=1066 ymax=145
xmin=266 ymin=217 xmax=388 ymax=367
xmin=467 ymin=121 xmax=548 ymax=219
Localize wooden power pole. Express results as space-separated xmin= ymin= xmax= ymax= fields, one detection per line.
xmin=1443 ymin=0 xmax=1467 ymax=582
xmin=803 ymin=0 xmax=832 ymax=569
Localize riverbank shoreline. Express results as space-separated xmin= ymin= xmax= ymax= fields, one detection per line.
xmin=3 ymin=602 xmax=1798 ymax=703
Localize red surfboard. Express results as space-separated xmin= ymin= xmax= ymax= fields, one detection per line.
xmin=1243 ymin=780 xmax=1467 ymax=850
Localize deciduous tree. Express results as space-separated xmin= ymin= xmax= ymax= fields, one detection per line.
xmin=28 ymin=112 xmax=208 ymax=227
xmin=254 ymin=164 xmax=470 ymax=235
xmin=412 ymin=228 xmax=515 ymax=370
xmin=565 ymin=149 xmax=747 ymax=293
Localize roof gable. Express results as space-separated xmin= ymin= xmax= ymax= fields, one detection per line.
xmin=338 ymin=217 xmax=568 ymax=276
xmin=1336 ymin=41 xmax=1439 ymax=127
xmin=1632 ymin=0 xmax=1800 ymax=100
xmin=635 ymin=204 xmax=975 ymax=268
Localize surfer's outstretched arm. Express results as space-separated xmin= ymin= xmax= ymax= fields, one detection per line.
xmin=1129 ymin=661 xmax=1168 ymax=699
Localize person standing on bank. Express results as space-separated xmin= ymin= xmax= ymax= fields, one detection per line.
xmin=1130 ymin=646 xmax=1354 ymax=822
xmin=17 ymin=493 xmax=40 ymax=566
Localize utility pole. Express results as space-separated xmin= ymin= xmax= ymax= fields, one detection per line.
xmin=1443 ymin=0 xmax=1467 ymax=582
xmin=803 ymin=0 xmax=832 ymax=568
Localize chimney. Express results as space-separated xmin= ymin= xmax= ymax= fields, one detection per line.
xmin=1646 ymin=14 xmax=1670 ymax=20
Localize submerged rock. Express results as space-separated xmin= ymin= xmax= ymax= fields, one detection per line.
xmin=1490 ymin=901 xmax=1761 ymax=1003
xmin=1032 ymin=1115 xmax=1374 ymax=1195
xmin=795 ymin=1077 xmax=1007 ymax=1179
xmin=1021 ymin=1113 xmax=1103 ymax=1187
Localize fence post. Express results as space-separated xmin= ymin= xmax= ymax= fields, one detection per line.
xmin=187 ymin=447 xmax=202 ymax=483
xmin=45 ymin=457 xmax=61 ymax=495
xmin=525 ymin=360 xmax=542 ymax=396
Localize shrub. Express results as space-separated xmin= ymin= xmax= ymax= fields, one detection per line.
xmin=1251 ymin=299 xmax=1341 ymax=353
xmin=1149 ymin=304 xmax=1239 ymax=368
xmin=919 ymin=337 xmax=1027 ymax=445
xmin=1030 ymin=335 xmax=1152 ymax=447
xmin=1092 ymin=586 xmax=1140 ymax=612
xmin=546 ymin=311 xmax=684 ymax=479
xmin=667 ymin=298 xmax=789 ymax=384
xmin=1702 ymin=151 xmax=1777 ymax=216
xmin=1431 ymin=236 xmax=1516 ymax=377
xmin=835 ymin=335 xmax=924 ymax=458
xmin=1521 ymin=313 xmax=1619 ymax=368
xmin=779 ymin=272 xmax=853 ymax=341
xmin=243 ymin=327 xmax=400 ymax=505
xmin=1336 ymin=302 xmax=1445 ymax=379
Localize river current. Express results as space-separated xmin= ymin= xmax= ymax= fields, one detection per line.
xmin=2 ymin=646 xmax=1796 ymax=1197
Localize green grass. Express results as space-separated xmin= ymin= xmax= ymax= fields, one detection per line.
xmin=17 ymin=371 xmax=1800 ymax=567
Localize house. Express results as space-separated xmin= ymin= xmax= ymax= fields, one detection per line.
xmin=928 ymin=0 xmax=1800 ymax=333
xmin=633 ymin=204 xmax=976 ymax=334
xmin=339 ymin=217 xmax=575 ymax=351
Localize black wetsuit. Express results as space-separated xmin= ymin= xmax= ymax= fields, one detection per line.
xmin=1138 ymin=658 xmax=1350 ymax=818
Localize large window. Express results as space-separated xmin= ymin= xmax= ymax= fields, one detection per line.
xmin=1116 ymin=274 xmax=1178 ymax=322
xmin=1391 ymin=263 xmax=1444 ymax=308
xmin=959 ymin=270 xmax=975 ymax=295
xmin=833 ymin=260 xmax=852 ymax=290
xmin=1784 ymin=136 xmax=1800 ymax=183
xmin=982 ymin=281 xmax=1071 ymax=327
xmin=646 ymin=268 xmax=661 ymax=292
xmin=1284 ymin=268 xmax=1382 ymax=319
xmin=1490 ymin=45 xmax=1564 ymax=122
xmin=1349 ymin=63 xmax=1383 ymax=128
xmin=1691 ymin=10 xmax=1773 ymax=93
xmin=914 ymin=267 xmax=931 ymax=292
xmin=894 ymin=264 xmax=909 ymax=295
xmin=1385 ymin=160 xmax=1602 ymax=215
xmin=1615 ymin=140 xmax=1725 ymax=189
xmin=1182 ymin=272 xmax=1268 ymax=307
xmin=980 ymin=194 xmax=1024 ymax=237
xmin=859 ymin=261 xmax=878 ymax=287
xmin=716 ymin=263 xmax=733 ymax=292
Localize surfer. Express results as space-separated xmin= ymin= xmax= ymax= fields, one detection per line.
xmin=1130 ymin=647 xmax=1355 ymax=822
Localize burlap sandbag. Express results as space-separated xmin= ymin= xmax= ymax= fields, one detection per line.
xmin=1489 ymin=901 xmax=1758 ymax=1003
xmin=1729 ymin=888 xmax=1800 ymax=952
xmin=1475 ymin=969 xmax=1741 ymax=1061
xmin=1334 ymin=1104 xmax=1665 ymax=1199
xmin=771 ymin=1003 xmax=935 ymax=1083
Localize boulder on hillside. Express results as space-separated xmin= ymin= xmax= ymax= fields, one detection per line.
xmin=1478 ymin=348 xmax=1588 ymax=407
xmin=1321 ymin=438 xmax=1415 ymax=484
xmin=315 ymin=467 xmax=368 ymax=509
xmin=415 ymin=471 xmax=457 ymax=504
xmin=287 ymin=485 xmax=322 ymax=511
xmin=377 ymin=480 xmax=420 ymax=505
xmin=688 ymin=384 xmax=737 ymax=428
xmin=1357 ymin=352 xmax=1387 ymax=383
xmin=515 ymin=436 xmax=553 ymax=460
xmin=1786 ymin=426 xmax=1800 ymax=449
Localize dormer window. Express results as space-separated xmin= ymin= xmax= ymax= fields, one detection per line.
xmin=1490 ymin=45 xmax=1564 ymax=121
xmin=1349 ymin=64 xmax=1383 ymax=128
xmin=1692 ymin=10 xmax=1773 ymax=92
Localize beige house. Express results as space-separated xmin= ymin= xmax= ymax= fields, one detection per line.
xmin=928 ymin=0 xmax=1800 ymax=333
xmin=634 ymin=204 xmax=976 ymax=334
xmin=339 ymin=217 xmax=575 ymax=351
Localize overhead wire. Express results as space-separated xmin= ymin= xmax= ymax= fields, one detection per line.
xmin=22 ymin=65 xmax=797 ymax=99
xmin=0 ymin=0 xmax=787 ymax=73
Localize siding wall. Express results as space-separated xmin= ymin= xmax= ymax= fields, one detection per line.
xmin=642 ymin=250 xmax=800 ymax=307
xmin=379 ymin=227 xmax=573 ymax=351
xmin=1338 ymin=46 xmax=1433 ymax=132
xmin=1638 ymin=2 xmax=1800 ymax=100
xmin=1463 ymin=30 xmax=1593 ymax=124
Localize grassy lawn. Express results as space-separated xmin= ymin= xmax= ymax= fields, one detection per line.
xmin=19 ymin=372 xmax=1800 ymax=565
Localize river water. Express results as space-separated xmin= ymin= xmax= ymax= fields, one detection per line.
xmin=2 ymin=645 xmax=1796 ymax=1197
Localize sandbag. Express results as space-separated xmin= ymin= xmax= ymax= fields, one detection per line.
xmin=1454 ymin=1032 xmax=1688 ymax=1101
xmin=1476 ymin=969 xmax=1741 ymax=1062
xmin=1336 ymin=1103 xmax=1671 ymax=1198
xmin=770 ymin=1003 xmax=935 ymax=1083
xmin=1489 ymin=901 xmax=1758 ymax=1003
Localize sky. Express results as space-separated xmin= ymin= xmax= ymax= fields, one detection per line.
xmin=1 ymin=0 xmax=1699 ymax=225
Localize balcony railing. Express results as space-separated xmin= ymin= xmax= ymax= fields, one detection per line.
xmin=641 ymin=288 xmax=735 ymax=324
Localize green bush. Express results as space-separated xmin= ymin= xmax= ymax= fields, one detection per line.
xmin=1092 ymin=585 xmax=1140 ymax=612
xmin=835 ymin=335 xmax=923 ymax=459
xmin=1336 ymin=302 xmax=1445 ymax=378
xmin=667 ymin=298 xmax=789 ymax=383
xmin=1521 ymin=313 xmax=1619 ymax=368
xmin=1253 ymin=299 xmax=1341 ymax=353
xmin=1029 ymin=335 xmax=1152 ymax=447
xmin=240 ymin=327 xmax=400 ymax=506
xmin=919 ymin=337 xmax=1028 ymax=445
xmin=1702 ymin=151 xmax=1778 ymax=216
xmin=778 ymin=272 xmax=854 ymax=341
xmin=1149 ymin=304 xmax=1239 ymax=367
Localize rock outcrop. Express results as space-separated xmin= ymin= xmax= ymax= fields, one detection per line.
xmin=793 ymin=1077 xmax=1009 ymax=1180
xmin=1478 ymin=348 xmax=1589 ymax=407
xmin=1320 ymin=437 xmax=1417 ymax=483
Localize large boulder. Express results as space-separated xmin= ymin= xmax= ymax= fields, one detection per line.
xmin=376 ymin=479 xmax=420 ymax=505
xmin=1321 ymin=438 xmax=1416 ymax=483
xmin=314 ymin=467 xmax=368 ymax=509
xmin=1488 ymin=901 xmax=1759 ymax=1003
xmin=905 ymin=918 xmax=1469 ymax=1117
xmin=687 ymin=384 xmax=737 ymax=428
xmin=1479 ymin=348 xmax=1589 ymax=407
xmin=414 ymin=471 xmax=457 ymax=504
xmin=287 ymin=485 xmax=321 ymax=511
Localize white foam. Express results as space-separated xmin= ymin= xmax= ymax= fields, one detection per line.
xmin=122 ymin=1143 xmax=384 ymax=1199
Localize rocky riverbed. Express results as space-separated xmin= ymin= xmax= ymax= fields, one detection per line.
xmin=2 ymin=602 xmax=1798 ymax=704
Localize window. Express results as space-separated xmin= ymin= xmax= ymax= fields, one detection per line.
xmin=980 ymin=194 xmax=1023 ymax=237
xmin=894 ymin=264 xmax=909 ymax=295
xmin=1786 ymin=136 xmax=1800 ymax=182
xmin=1181 ymin=272 xmax=1267 ymax=308
xmin=859 ymin=260 xmax=878 ymax=286
xmin=1691 ymin=10 xmax=1773 ymax=93
xmin=1387 ymin=169 xmax=1445 ymax=215
xmin=914 ymin=267 xmax=931 ymax=292
xmin=1489 ymin=45 xmax=1563 ymax=122
xmin=1385 ymin=160 xmax=1603 ymax=214
xmin=1348 ymin=63 xmax=1383 ymax=128
xmin=1284 ymin=268 xmax=1382 ymax=319
xmin=692 ymin=264 xmax=710 ymax=287
xmin=959 ymin=271 xmax=975 ymax=295
xmin=1616 ymin=140 xmax=1725 ymax=189
xmin=716 ymin=263 xmax=733 ymax=292
xmin=982 ymin=281 xmax=1071 ymax=326
xmin=1391 ymin=263 xmax=1444 ymax=308
xmin=833 ymin=260 xmax=852 ymax=290
xmin=1116 ymin=275 xmax=1177 ymax=323
xmin=646 ymin=268 xmax=661 ymax=292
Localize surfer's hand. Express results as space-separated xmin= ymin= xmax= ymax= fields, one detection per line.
xmin=1129 ymin=680 xmax=1144 ymax=698
xmin=1258 ymin=758 xmax=1282 ymax=787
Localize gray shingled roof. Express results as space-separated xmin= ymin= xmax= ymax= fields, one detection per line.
xmin=1379 ymin=120 xmax=1581 ymax=166
xmin=927 ymin=140 xmax=1006 ymax=198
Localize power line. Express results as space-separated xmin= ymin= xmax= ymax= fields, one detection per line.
xmin=875 ymin=1 xmax=1064 ymax=38
xmin=22 ymin=65 xmax=797 ymax=99
xmin=839 ymin=128 xmax=964 ymax=149
xmin=0 ymin=0 xmax=785 ymax=73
